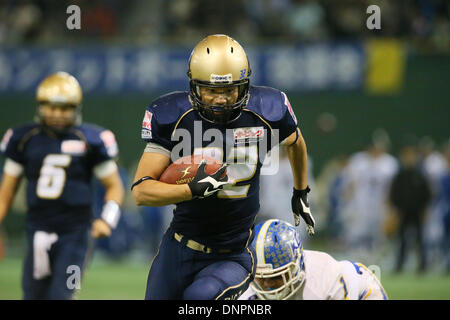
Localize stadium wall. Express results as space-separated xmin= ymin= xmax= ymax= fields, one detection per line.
xmin=1 ymin=54 xmax=448 ymax=176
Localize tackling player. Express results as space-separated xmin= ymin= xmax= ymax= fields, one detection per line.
xmin=239 ymin=219 xmax=388 ymax=300
xmin=0 ymin=72 xmax=124 ymax=299
xmin=131 ymin=34 xmax=314 ymax=299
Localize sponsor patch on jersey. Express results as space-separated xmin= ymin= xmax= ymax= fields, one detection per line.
xmin=282 ymin=92 xmax=297 ymax=125
xmin=1 ymin=128 xmax=13 ymax=152
xmin=100 ymin=130 xmax=118 ymax=158
xmin=142 ymin=110 xmax=153 ymax=130
xmin=141 ymin=110 xmax=152 ymax=139
xmin=61 ymin=140 xmax=86 ymax=155
xmin=233 ymin=127 xmax=264 ymax=142
xmin=141 ymin=129 xmax=152 ymax=139
xmin=210 ymin=73 xmax=233 ymax=83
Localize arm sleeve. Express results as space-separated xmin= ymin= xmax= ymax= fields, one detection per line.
xmin=3 ymin=158 xmax=24 ymax=177
xmin=144 ymin=142 xmax=171 ymax=157
xmin=93 ymin=159 xmax=118 ymax=179
xmin=141 ymin=106 xmax=175 ymax=152
xmin=1 ymin=128 xmax=25 ymax=165
xmin=91 ymin=129 xmax=119 ymax=167
xmin=327 ymin=274 xmax=349 ymax=300
xmin=266 ymin=91 xmax=299 ymax=145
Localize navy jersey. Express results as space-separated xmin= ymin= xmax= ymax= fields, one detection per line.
xmin=141 ymin=86 xmax=298 ymax=250
xmin=1 ymin=123 xmax=118 ymax=232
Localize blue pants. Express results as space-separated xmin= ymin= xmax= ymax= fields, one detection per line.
xmin=145 ymin=228 xmax=256 ymax=300
xmin=22 ymin=225 xmax=90 ymax=300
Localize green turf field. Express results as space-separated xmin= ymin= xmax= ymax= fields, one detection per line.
xmin=0 ymin=256 xmax=449 ymax=300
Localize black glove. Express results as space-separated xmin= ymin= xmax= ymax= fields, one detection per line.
xmin=188 ymin=160 xmax=229 ymax=199
xmin=291 ymin=186 xmax=315 ymax=235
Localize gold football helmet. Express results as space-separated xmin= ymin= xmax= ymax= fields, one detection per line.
xmin=188 ymin=34 xmax=251 ymax=124
xmin=35 ymin=71 xmax=83 ymax=128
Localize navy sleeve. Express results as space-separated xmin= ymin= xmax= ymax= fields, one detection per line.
xmin=84 ymin=126 xmax=119 ymax=166
xmin=1 ymin=127 xmax=25 ymax=164
xmin=141 ymin=105 xmax=176 ymax=151
xmin=265 ymin=91 xmax=299 ymax=143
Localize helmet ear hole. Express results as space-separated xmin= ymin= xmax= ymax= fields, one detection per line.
xmin=207 ymin=47 xmax=210 ymax=54
xmin=231 ymin=47 xmax=233 ymax=53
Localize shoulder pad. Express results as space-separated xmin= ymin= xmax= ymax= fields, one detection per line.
xmin=76 ymin=123 xmax=105 ymax=143
xmin=77 ymin=123 xmax=117 ymax=143
xmin=7 ymin=122 xmax=40 ymax=144
xmin=1 ymin=123 xmax=39 ymax=157
xmin=76 ymin=123 xmax=118 ymax=158
xmin=147 ymin=91 xmax=191 ymax=125
xmin=246 ymin=86 xmax=286 ymax=122
xmin=10 ymin=123 xmax=40 ymax=137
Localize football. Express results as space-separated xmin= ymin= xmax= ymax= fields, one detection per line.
xmin=159 ymin=155 xmax=225 ymax=185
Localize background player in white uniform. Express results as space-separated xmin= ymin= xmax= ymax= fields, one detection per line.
xmin=239 ymin=219 xmax=388 ymax=300
xmin=340 ymin=135 xmax=398 ymax=257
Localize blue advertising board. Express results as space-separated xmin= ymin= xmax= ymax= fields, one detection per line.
xmin=0 ymin=43 xmax=365 ymax=93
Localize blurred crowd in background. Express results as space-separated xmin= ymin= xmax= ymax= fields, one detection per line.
xmin=0 ymin=0 xmax=449 ymax=276
xmin=0 ymin=0 xmax=449 ymax=51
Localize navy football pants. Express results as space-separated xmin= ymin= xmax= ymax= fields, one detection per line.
xmin=22 ymin=225 xmax=90 ymax=300
xmin=145 ymin=228 xmax=256 ymax=300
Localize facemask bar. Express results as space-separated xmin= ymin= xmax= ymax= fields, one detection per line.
xmin=251 ymin=253 xmax=305 ymax=300
xmin=35 ymin=101 xmax=82 ymax=129
xmin=189 ymin=78 xmax=250 ymax=125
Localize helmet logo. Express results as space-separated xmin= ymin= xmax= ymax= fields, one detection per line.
xmin=239 ymin=69 xmax=246 ymax=79
xmin=48 ymin=95 xmax=70 ymax=104
xmin=210 ymin=74 xmax=232 ymax=83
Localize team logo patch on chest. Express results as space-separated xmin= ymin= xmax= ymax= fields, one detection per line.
xmin=233 ymin=127 xmax=264 ymax=142
xmin=61 ymin=140 xmax=86 ymax=155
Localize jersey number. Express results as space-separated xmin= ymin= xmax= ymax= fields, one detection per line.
xmin=36 ymin=154 xmax=71 ymax=199
xmin=193 ymin=146 xmax=257 ymax=199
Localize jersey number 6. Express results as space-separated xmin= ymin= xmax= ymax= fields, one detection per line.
xmin=36 ymin=154 xmax=72 ymax=199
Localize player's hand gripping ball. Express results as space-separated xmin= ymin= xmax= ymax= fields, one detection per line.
xmin=159 ymin=155 xmax=228 ymax=199
xmin=159 ymin=155 xmax=224 ymax=184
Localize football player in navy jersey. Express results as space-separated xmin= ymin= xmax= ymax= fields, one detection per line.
xmin=132 ymin=35 xmax=314 ymax=300
xmin=0 ymin=72 xmax=124 ymax=299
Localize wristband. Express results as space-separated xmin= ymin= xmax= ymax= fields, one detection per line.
xmin=101 ymin=200 xmax=121 ymax=229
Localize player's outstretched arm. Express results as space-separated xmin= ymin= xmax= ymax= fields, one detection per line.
xmin=285 ymin=128 xmax=308 ymax=190
xmin=92 ymin=168 xmax=125 ymax=238
xmin=0 ymin=172 xmax=21 ymax=224
xmin=285 ymin=128 xmax=315 ymax=235
xmin=132 ymin=152 xmax=192 ymax=207
xmin=100 ymin=169 xmax=125 ymax=207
